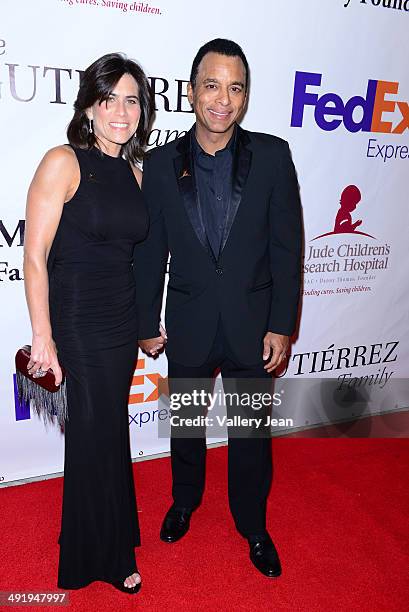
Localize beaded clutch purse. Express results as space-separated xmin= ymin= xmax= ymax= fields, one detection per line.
xmin=15 ymin=345 xmax=67 ymax=426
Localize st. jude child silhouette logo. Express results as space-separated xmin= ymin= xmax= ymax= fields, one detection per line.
xmin=312 ymin=185 xmax=375 ymax=241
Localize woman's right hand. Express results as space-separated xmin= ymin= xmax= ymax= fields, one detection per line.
xmin=27 ymin=335 xmax=63 ymax=386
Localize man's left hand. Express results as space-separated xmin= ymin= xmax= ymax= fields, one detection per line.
xmin=262 ymin=332 xmax=289 ymax=372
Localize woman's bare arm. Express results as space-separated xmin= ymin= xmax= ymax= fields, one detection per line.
xmin=24 ymin=145 xmax=79 ymax=384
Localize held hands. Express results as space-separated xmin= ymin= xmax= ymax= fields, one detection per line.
xmin=139 ymin=324 xmax=167 ymax=357
xmin=263 ymin=332 xmax=289 ymax=373
xmin=27 ymin=335 xmax=63 ymax=386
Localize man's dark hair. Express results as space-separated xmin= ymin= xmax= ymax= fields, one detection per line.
xmin=67 ymin=53 xmax=154 ymax=163
xmin=189 ymin=38 xmax=249 ymax=90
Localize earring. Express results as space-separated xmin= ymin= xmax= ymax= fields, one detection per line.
xmin=134 ymin=131 xmax=137 ymax=139
xmin=89 ymin=118 xmax=93 ymax=134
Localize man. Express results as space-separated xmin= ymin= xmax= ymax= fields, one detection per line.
xmin=133 ymin=39 xmax=302 ymax=577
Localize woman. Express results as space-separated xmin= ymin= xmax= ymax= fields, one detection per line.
xmin=23 ymin=53 xmax=157 ymax=594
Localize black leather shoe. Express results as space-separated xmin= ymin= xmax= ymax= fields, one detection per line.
xmin=248 ymin=535 xmax=282 ymax=578
xmin=160 ymin=505 xmax=193 ymax=543
xmin=109 ymin=573 xmax=142 ymax=595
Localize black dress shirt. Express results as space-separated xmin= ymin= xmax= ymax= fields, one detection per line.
xmin=192 ymin=127 xmax=236 ymax=259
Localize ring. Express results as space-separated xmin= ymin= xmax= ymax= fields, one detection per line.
xmin=33 ymin=368 xmax=47 ymax=378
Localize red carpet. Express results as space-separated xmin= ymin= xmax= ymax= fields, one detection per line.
xmin=1 ymin=439 xmax=408 ymax=612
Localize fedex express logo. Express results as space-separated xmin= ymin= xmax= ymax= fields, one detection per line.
xmin=128 ymin=358 xmax=167 ymax=404
xmin=291 ymin=71 xmax=409 ymax=134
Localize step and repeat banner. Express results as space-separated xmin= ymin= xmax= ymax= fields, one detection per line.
xmin=1 ymin=0 xmax=408 ymax=483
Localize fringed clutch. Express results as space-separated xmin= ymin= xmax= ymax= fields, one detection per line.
xmin=15 ymin=345 xmax=68 ymax=427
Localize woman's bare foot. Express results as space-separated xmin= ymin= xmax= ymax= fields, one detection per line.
xmin=124 ymin=572 xmax=141 ymax=588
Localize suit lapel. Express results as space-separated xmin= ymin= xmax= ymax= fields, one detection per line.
xmin=174 ymin=128 xmax=208 ymax=252
xmin=173 ymin=125 xmax=252 ymax=260
xmin=220 ymin=126 xmax=252 ymax=254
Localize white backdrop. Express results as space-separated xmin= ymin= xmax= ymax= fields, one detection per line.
xmin=1 ymin=0 xmax=408 ymax=484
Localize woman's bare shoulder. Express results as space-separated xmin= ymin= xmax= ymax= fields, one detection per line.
xmin=30 ymin=145 xmax=79 ymax=196
xmin=42 ymin=144 xmax=77 ymax=166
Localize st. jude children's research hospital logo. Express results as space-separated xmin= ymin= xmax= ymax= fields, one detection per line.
xmin=312 ymin=185 xmax=374 ymax=240
xmin=302 ymin=184 xmax=390 ymax=297
xmin=291 ymin=71 xmax=409 ymax=163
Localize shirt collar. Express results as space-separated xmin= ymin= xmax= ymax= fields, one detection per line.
xmin=192 ymin=123 xmax=237 ymax=159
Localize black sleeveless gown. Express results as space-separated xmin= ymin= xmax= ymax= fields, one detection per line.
xmin=47 ymin=145 xmax=148 ymax=589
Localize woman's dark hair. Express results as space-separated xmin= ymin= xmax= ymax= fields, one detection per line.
xmin=189 ymin=39 xmax=249 ymax=91
xmin=67 ymin=52 xmax=154 ymax=163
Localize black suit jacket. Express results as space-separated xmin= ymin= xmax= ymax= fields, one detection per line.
xmin=133 ymin=124 xmax=302 ymax=367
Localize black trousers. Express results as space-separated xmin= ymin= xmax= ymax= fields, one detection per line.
xmin=167 ymin=320 xmax=273 ymax=538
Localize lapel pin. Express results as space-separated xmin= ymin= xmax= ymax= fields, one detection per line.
xmin=179 ymin=169 xmax=190 ymax=179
